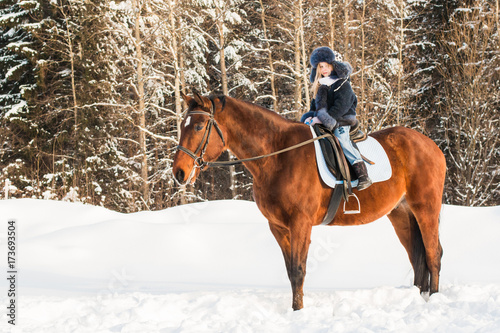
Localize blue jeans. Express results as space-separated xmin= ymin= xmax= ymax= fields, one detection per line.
xmin=334 ymin=126 xmax=363 ymax=165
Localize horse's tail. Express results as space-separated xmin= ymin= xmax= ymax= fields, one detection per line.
xmin=410 ymin=210 xmax=430 ymax=293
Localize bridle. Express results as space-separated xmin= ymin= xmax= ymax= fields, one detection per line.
xmin=176 ymin=98 xmax=225 ymax=173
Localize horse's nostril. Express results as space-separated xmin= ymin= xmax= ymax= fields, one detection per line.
xmin=175 ymin=169 xmax=185 ymax=184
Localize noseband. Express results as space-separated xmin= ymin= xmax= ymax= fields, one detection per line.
xmin=176 ymin=98 xmax=225 ymax=170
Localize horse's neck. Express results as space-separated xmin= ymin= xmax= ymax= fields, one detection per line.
xmin=223 ymin=98 xmax=283 ymax=155
xmin=220 ymin=98 xmax=303 ymax=177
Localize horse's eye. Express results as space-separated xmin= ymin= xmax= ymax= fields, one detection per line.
xmin=195 ymin=123 xmax=204 ymax=132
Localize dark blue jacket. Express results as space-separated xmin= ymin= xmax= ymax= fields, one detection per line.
xmin=310 ymin=77 xmax=357 ymax=130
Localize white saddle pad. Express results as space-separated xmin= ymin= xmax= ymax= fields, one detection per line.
xmin=309 ymin=126 xmax=392 ymax=188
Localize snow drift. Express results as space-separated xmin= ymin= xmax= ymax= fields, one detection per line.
xmin=0 ymin=199 xmax=499 ymax=332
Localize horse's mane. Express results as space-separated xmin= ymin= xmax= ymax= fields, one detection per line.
xmin=212 ymin=94 xmax=298 ymax=126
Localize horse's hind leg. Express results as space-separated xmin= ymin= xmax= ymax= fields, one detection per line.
xmin=397 ymin=178 xmax=443 ymax=297
xmin=388 ymin=197 xmax=432 ymax=292
xmin=404 ymin=198 xmax=443 ymax=295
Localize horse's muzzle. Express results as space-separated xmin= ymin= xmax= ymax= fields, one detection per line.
xmin=175 ymin=169 xmax=185 ymax=184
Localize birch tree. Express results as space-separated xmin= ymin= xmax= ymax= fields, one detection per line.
xmin=104 ymin=0 xmax=157 ymax=210
xmin=257 ymin=0 xmax=278 ymax=111
xmin=187 ymin=0 xmax=252 ymax=199
xmin=132 ymin=0 xmax=149 ymax=201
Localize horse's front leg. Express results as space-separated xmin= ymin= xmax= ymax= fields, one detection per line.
xmin=269 ymin=220 xmax=312 ymax=310
xmin=268 ymin=222 xmax=292 ymax=279
xmin=289 ymin=221 xmax=312 ymax=310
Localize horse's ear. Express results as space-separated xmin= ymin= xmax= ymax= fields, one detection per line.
xmin=213 ymin=95 xmax=226 ymax=112
xmin=180 ymin=91 xmax=191 ymax=103
xmin=191 ymin=88 xmax=205 ymax=107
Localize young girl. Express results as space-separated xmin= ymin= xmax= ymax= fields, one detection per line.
xmin=302 ymin=46 xmax=372 ymax=190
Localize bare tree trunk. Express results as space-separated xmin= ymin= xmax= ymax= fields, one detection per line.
xmin=298 ymin=0 xmax=310 ymax=108
xmin=169 ymin=0 xmax=187 ymax=205
xmin=329 ymin=0 xmax=335 ymax=49
xmin=65 ymin=17 xmax=78 ymax=138
xmin=59 ymin=2 xmax=79 ymax=190
xmin=216 ymin=5 xmax=236 ymax=199
xmin=360 ymin=0 xmax=366 ymax=124
xmin=397 ymin=0 xmax=404 ymax=126
xmin=293 ymin=1 xmax=302 ymax=114
xmin=134 ymin=0 xmax=149 ymax=202
xmin=497 ymin=0 xmax=499 ymax=44
xmin=170 ymin=0 xmax=182 ymax=142
xmin=179 ymin=40 xmax=190 ymax=201
xmin=180 ymin=41 xmax=186 ymax=95
xmin=217 ymin=7 xmax=228 ymax=96
xmin=259 ymin=0 xmax=278 ymax=112
xmin=344 ymin=0 xmax=350 ymax=62
xmin=4 ymin=179 xmax=9 ymax=199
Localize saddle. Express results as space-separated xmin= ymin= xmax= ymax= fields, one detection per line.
xmin=313 ymin=121 xmax=367 ymax=196
xmin=313 ymin=121 xmax=369 ymax=223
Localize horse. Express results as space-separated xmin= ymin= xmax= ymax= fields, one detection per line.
xmin=172 ymin=91 xmax=446 ymax=311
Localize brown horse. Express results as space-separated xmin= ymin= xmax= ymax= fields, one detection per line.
xmin=172 ymin=92 xmax=446 ymax=311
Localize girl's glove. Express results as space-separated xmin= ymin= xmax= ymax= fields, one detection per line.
xmin=305 ymin=117 xmax=322 ymax=126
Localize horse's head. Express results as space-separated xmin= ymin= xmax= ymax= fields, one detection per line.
xmin=173 ymin=91 xmax=227 ymax=185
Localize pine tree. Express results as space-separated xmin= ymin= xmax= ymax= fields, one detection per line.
xmin=0 ymin=0 xmax=34 ymax=117
xmin=0 ymin=0 xmax=40 ymax=198
xmin=27 ymin=0 xmax=114 ymax=203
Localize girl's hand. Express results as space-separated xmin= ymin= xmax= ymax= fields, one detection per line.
xmin=305 ymin=117 xmax=322 ymax=126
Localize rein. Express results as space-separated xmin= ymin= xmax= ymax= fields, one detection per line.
xmin=176 ymin=98 xmax=330 ymax=169
xmin=206 ymin=134 xmax=330 ymax=167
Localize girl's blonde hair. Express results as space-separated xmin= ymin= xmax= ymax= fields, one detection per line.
xmin=311 ymin=63 xmax=334 ymax=99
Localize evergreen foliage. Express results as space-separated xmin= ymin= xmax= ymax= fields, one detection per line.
xmin=1 ymin=0 xmax=498 ymax=210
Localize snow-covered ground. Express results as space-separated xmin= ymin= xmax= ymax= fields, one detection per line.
xmin=1 ymin=199 xmax=499 ymax=332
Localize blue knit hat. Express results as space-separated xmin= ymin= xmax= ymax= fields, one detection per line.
xmin=309 ymin=46 xmax=353 ymax=82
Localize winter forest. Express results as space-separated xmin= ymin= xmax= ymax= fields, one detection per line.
xmin=0 ymin=0 xmax=498 ymax=212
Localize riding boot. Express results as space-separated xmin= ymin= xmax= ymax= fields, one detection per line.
xmin=353 ymin=161 xmax=372 ymax=191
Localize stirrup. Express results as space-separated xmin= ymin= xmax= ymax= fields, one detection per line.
xmin=343 ymin=192 xmax=361 ymax=214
